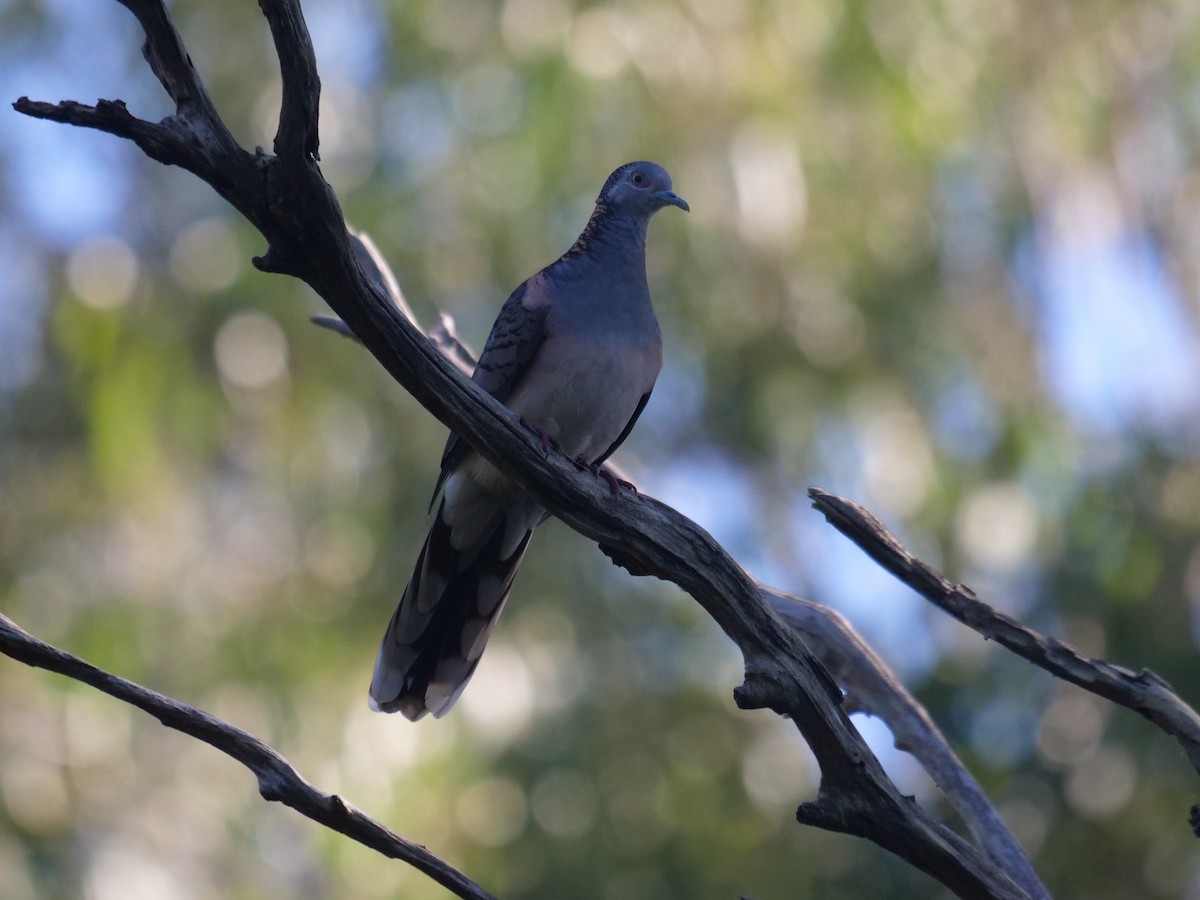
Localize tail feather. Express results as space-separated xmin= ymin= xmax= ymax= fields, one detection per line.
xmin=370 ymin=497 xmax=534 ymax=720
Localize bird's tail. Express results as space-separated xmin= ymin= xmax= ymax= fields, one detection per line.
xmin=369 ymin=495 xmax=534 ymax=721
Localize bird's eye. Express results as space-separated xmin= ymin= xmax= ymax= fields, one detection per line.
xmin=631 ymin=172 xmax=646 ymax=187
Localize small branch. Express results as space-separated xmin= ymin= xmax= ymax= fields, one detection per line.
xmin=319 ymin=232 xmax=479 ymax=377
xmin=0 ymin=614 xmax=495 ymax=900
xmin=809 ymin=487 xmax=1200 ymax=785
xmin=117 ymin=0 xmax=225 ymax=122
xmin=765 ymin=587 xmax=1049 ymax=899
xmin=14 ymin=98 xmax=184 ymax=167
xmin=259 ymin=0 xmax=322 ymax=160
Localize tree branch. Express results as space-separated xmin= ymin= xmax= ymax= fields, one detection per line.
xmin=118 ymin=0 xmax=227 ymax=122
xmin=764 ymin=587 xmax=1048 ymax=898
xmin=10 ymin=0 xmax=1038 ymax=896
xmin=0 ymin=614 xmax=495 ymax=900
xmin=258 ymin=0 xmax=321 ymax=160
xmin=14 ymin=98 xmax=194 ymax=169
xmin=323 ymin=241 xmax=1049 ymax=899
xmin=809 ymin=487 xmax=1200 ymax=793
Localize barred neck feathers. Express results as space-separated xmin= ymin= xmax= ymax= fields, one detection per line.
xmin=560 ymin=199 xmax=649 ymax=263
xmin=559 ymin=162 xmax=651 ymax=263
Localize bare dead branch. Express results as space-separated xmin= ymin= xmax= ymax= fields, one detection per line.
xmin=0 ymin=614 xmax=496 ymax=900
xmin=117 ymin=0 xmax=226 ymax=122
xmin=809 ymin=487 xmax=1200 ymax=788
xmin=14 ymin=98 xmax=188 ymax=167
xmin=258 ymin=0 xmax=321 ymax=160
xmin=764 ymin=587 xmax=1048 ymax=898
xmin=9 ymin=0 xmax=1040 ymax=896
xmin=318 ymin=232 xmax=480 ymax=376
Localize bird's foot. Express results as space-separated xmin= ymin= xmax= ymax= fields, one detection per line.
xmin=574 ymin=458 xmax=638 ymax=497
xmin=519 ymin=417 xmax=559 ymax=456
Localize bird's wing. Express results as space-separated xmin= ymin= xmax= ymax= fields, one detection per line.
xmin=431 ymin=275 xmax=552 ymax=503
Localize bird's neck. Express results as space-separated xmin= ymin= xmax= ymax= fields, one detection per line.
xmin=560 ymin=203 xmax=649 ymax=269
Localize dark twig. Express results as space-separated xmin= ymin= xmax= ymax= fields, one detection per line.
xmin=14 ymin=98 xmax=196 ymax=170
xmin=319 ymin=231 xmax=480 ymax=376
xmin=809 ymin=487 xmax=1200 ymax=785
xmin=0 ymin=614 xmax=496 ymax=900
xmin=117 ymin=0 xmax=227 ymax=123
xmin=259 ymin=0 xmax=322 ymax=160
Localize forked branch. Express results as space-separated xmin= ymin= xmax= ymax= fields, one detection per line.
xmin=810 ymin=488 xmax=1200 ymax=802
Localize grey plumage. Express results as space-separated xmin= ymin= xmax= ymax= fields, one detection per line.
xmin=370 ymin=161 xmax=688 ymax=721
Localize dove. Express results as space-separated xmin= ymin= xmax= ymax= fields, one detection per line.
xmin=370 ymin=161 xmax=688 ymax=720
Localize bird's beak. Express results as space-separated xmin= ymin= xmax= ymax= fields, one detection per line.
xmin=657 ymin=190 xmax=690 ymax=212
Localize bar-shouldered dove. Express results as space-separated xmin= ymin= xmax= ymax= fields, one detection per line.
xmin=370 ymin=161 xmax=688 ymax=721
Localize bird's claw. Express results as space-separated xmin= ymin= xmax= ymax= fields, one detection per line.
xmin=574 ymin=457 xmax=638 ymax=497
xmin=519 ymin=417 xmax=559 ymax=456
xmin=515 ymin=421 xmax=637 ymax=498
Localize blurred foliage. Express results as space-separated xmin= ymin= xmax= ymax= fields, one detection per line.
xmin=3 ymin=0 xmax=1200 ymax=897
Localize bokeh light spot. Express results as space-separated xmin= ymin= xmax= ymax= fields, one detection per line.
xmin=531 ymin=768 xmax=598 ymax=839
xmin=566 ymin=9 xmax=631 ymax=79
xmin=956 ymin=482 xmax=1039 ymax=572
xmin=214 ymin=312 xmax=289 ymax=390
xmin=456 ymin=777 xmax=528 ymax=846
xmin=67 ymin=235 xmax=138 ymax=310
xmin=730 ymin=124 xmax=806 ymax=248
xmin=1065 ymin=746 xmax=1136 ymax=819
xmin=169 ymin=217 xmax=242 ymax=294
xmin=501 ymin=0 xmax=571 ymax=58
xmin=459 ymin=641 xmax=535 ymax=746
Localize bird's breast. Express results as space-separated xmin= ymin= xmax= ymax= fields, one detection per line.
xmin=505 ymin=324 xmax=661 ymax=463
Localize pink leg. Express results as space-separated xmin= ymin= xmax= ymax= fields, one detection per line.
xmin=519 ymin=417 xmax=558 ymax=456
xmin=573 ymin=457 xmax=638 ymax=496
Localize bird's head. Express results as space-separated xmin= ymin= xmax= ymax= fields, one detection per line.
xmin=601 ymin=161 xmax=689 ymax=218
